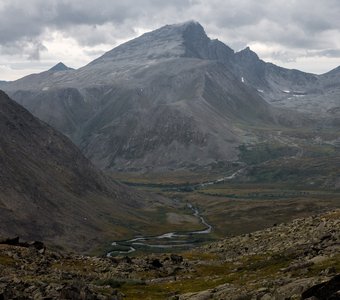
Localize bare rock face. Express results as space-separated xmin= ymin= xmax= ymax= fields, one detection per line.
xmin=0 ymin=90 xmax=174 ymax=252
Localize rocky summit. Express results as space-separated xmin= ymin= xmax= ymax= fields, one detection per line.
xmin=0 ymin=209 xmax=339 ymax=299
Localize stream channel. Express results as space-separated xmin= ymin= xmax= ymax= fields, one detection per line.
xmin=107 ymin=204 xmax=212 ymax=257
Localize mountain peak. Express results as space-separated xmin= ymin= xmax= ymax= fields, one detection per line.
xmin=236 ymin=47 xmax=260 ymax=61
xmin=163 ymin=20 xmax=205 ymax=33
xmin=165 ymin=20 xmax=202 ymax=29
xmin=49 ymin=62 xmax=73 ymax=72
xmin=141 ymin=20 xmax=208 ymax=45
xmin=91 ymin=20 xmax=236 ymax=65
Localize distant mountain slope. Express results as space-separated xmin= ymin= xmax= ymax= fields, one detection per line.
xmin=0 ymin=90 xmax=176 ymax=252
xmin=234 ymin=47 xmax=340 ymax=118
xmin=3 ymin=21 xmax=319 ymax=171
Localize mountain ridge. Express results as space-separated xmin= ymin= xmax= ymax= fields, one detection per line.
xmin=232 ymin=46 xmax=340 ymax=117
xmin=3 ymin=21 xmax=340 ymax=87
xmin=2 ymin=21 xmax=338 ymax=171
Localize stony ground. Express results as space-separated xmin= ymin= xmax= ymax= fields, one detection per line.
xmin=181 ymin=209 xmax=340 ymax=299
xmin=0 ymin=210 xmax=339 ymax=299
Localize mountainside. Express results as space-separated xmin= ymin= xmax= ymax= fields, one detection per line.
xmin=0 ymin=90 xmax=180 ymax=252
xmin=76 ymin=60 xmax=285 ymax=170
xmin=1 ymin=209 xmax=339 ymax=299
xmin=3 ymin=21 xmax=335 ymax=171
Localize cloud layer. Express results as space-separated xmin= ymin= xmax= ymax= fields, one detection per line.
xmin=1 ymin=0 xmax=340 ymax=79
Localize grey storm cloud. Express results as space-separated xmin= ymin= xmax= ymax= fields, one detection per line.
xmin=0 ymin=0 xmax=340 ymax=62
xmin=0 ymin=0 xmax=193 ymax=41
xmin=308 ymin=49 xmax=340 ymax=58
xmin=0 ymin=0 xmax=195 ymax=54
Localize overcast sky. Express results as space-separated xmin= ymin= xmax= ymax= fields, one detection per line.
xmin=1 ymin=0 xmax=340 ymax=80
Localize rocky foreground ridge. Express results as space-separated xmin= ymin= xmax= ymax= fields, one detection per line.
xmin=0 ymin=210 xmax=339 ymax=299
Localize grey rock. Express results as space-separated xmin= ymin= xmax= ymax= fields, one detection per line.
xmin=302 ymin=274 xmax=340 ymax=299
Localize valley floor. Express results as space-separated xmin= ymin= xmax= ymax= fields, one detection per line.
xmin=107 ymin=126 xmax=340 ymax=255
xmin=110 ymin=170 xmax=340 ymax=249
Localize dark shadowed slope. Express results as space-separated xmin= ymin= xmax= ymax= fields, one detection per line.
xmin=0 ymin=90 xmax=176 ymax=252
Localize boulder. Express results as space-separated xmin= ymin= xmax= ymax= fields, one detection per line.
xmin=302 ymin=274 xmax=340 ymax=299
